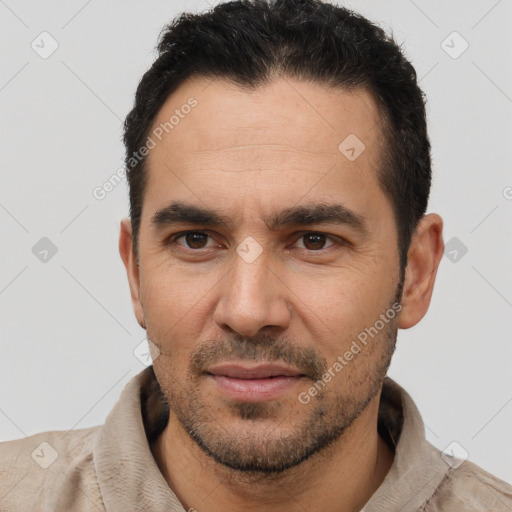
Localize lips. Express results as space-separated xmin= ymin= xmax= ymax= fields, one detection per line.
xmin=205 ymin=363 xmax=305 ymax=402
xmin=206 ymin=363 xmax=304 ymax=379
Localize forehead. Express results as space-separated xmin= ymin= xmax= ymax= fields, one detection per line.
xmin=148 ymin=75 xmax=383 ymax=162
xmin=142 ymin=75 xmax=389 ymax=226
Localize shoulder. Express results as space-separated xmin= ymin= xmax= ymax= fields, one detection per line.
xmin=0 ymin=426 xmax=104 ymax=511
xmin=424 ymin=458 xmax=512 ymax=511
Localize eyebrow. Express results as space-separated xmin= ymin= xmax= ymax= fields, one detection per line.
xmin=151 ymin=201 xmax=369 ymax=235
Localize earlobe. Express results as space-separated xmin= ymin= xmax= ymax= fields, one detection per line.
xmin=398 ymin=214 xmax=444 ymax=329
xmin=119 ymin=218 xmax=146 ymax=330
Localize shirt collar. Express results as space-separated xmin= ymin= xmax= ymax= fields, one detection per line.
xmin=363 ymin=377 xmax=449 ymax=511
xmin=92 ymin=366 xmax=182 ymax=511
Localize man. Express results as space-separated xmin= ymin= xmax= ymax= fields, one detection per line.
xmin=1 ymin=0 xmax=511 ymax=510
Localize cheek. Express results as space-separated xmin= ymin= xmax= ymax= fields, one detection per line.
xmin=139 ymin=265 xmax=210 ymax=353
xmin=290 ymin=268 xmax=397 ymax=363
xmin=293 ymin=266 xmax=391 ymax=324
xmin=141 ymin=257 xmax=218 ymax=319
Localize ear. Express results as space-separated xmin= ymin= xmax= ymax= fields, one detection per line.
xmin=398 ymin=213 xmax=444 ymax=329
xmin=119 ymin=218 xmax=146 ymax=329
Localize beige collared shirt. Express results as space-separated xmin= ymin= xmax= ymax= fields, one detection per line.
xmin=1 ymin=366 xmax=511 ymax=511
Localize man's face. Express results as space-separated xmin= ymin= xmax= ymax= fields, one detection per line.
xmin=132 ymin=76 xmax=403 ymax=472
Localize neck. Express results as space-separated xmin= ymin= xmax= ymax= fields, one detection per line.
xmin=151 ymin=390 xmax=393 ymax=512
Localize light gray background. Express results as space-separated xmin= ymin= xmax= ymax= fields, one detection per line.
xmin=1 ymin=0 xmax=511 ymax=484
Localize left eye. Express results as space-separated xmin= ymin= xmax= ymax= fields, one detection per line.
xmin=173 ymin=232 xmax=216 ymax=249
xmin=294 ymin=233 xmax=335 ymax=251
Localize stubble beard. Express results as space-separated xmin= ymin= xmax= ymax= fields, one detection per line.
xmin=155 ymin=328 xmax=397 ymax=475
xmin=153 ymin=287 xmax=402 ymax=475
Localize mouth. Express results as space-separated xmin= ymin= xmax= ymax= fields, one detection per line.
xmin=205 ymin=363 xmax=306 ymax=402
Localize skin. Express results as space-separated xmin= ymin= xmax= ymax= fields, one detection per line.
xmin=119 ymin=75 xmax=444 ymax=512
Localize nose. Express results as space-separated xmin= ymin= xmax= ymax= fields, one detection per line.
xmin=213 ymin=249 xmax=291 ymax=338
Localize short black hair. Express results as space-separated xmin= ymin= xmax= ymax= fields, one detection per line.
xmin=123 ymin=0 xmax=431 ymax=271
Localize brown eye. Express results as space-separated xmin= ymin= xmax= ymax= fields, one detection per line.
xmin=301 ymin=233 xmax=330 ymax=250
xmin=171 ymin=232 xmax=213 ymax=249
xmin=184 ymin=232 xmax=209 ymax=248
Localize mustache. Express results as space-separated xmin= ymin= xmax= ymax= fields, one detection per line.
xmin=189 ymin=333 xmax=327 ymax=381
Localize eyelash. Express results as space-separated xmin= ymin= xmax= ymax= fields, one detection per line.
xmin=165 ymin=230 xmax=349 ymax=253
